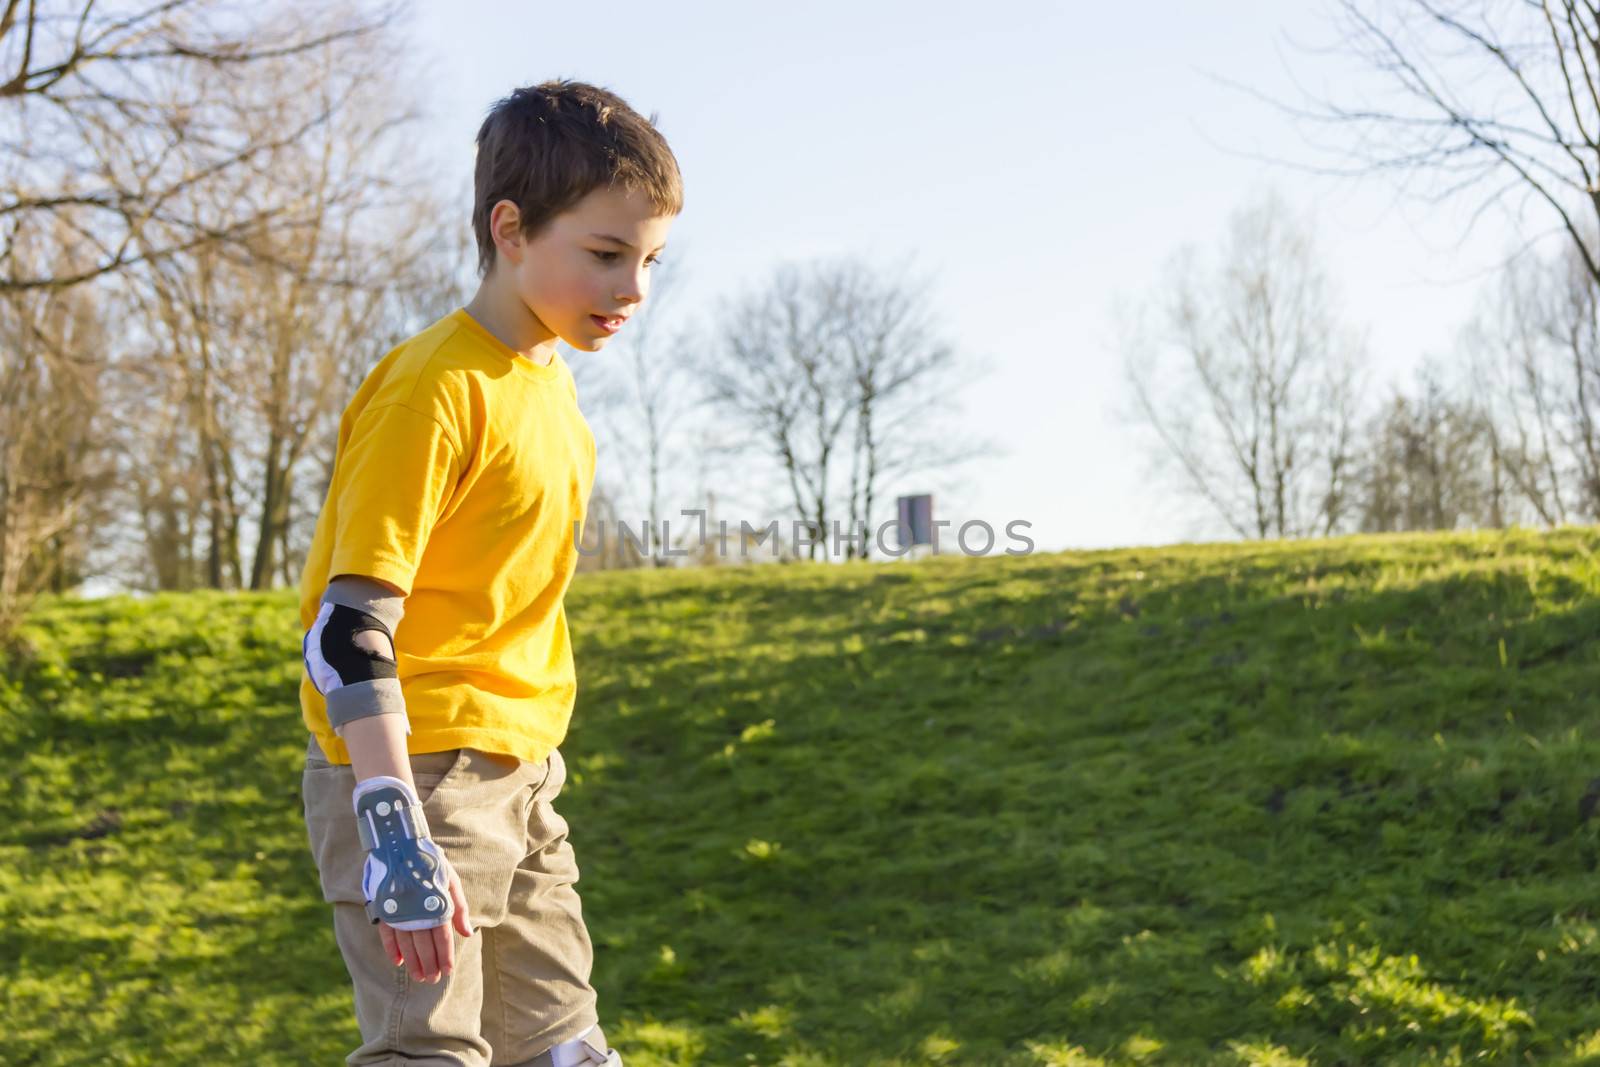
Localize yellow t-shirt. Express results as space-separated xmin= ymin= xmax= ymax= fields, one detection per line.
xmin=297 ymin=307 xmax=596 ymax=765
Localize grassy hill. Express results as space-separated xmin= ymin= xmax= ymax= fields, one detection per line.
xmin=5 ymin=527 xmax=1600 ymax=1065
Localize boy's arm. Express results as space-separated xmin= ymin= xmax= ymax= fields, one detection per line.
xmin=309 ymin=572 xmax=464 ymax=942
xmin=341 ymin=696 xmax=417 ymax=789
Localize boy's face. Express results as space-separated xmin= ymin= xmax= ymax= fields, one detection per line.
xmin=491 ymin=185 xmax=674 ymax=352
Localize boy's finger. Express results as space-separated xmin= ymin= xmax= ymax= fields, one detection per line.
xmin=413 ymin=930 xmax=440 ymax=982
xmin=378 ymin=922 xmax=401 ymax=967
xmin=449 ymin=868 xmax=472 ymax=938
xmin=434 ymin=924 xmax=453 ymax=975
xmin=397 ymin=929 xmax=423 ymax=980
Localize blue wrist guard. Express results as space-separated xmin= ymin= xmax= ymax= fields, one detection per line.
xmin=353 ymin=776 xmax=454 ymax=930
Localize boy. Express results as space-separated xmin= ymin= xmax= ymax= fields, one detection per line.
xmin=297 ymin=80 xmax=680 ymax=1067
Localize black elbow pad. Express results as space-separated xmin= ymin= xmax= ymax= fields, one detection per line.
xmin=305 ymin=603 xmax=399 ymax=689
xmin=303 ymin=578 xmax=409 ymax=733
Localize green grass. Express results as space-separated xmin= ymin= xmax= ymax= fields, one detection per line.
xmin=6 ymin=527 xmax=1600 ymax=1065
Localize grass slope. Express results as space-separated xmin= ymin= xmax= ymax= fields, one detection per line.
xmin=5 ymin=528 xmax=1600 ymax=1065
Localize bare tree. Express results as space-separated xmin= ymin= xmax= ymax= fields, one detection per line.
xmin=292 ymin=220 xmax=469 ymax=576
xmin=1311 ymin=341 xmax=1366 ymax=535
xmin=1459 ymin=218 xmax=1600 ymax=524
xmin=703 ymin=256 xmax=977 ymax=561
xmin=0 ymin=223 xmax=115 ymax=631
xmin=64 ymin=4 xmax=461 ymax=595
xmin=704 ymin=262 xmax=847 ymax=560
xmin=0 ymin=0 xmax=400 ymax=292
xmin=133 ymin=240 xmax=245 ymax=588
xmin=827 ymin=259 xmax=966 ymax=559
xmin=1356 ymin=357 xmax=1504 ymax=531
xmin=580 ymin=254 xmax=699 ymax=566
xmin=1121 ymin=190 xmax=1368 ymax=541
xmin=235 ymin=52 xmax=441 ymax=590
xmin=1237 ymin=1 xmax=1600 ymax=293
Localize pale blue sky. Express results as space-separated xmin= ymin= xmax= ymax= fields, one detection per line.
xmin=408 ymin=1 xmax=1534 ymax=554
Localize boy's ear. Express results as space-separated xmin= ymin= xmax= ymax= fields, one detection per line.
xmin=490 ymin=199 xmax=524 ymax=264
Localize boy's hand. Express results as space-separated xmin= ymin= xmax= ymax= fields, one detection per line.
xmin=378 ymin=853 xmax=473 ymax=983
xmin=348 ymin=768 xmax=473 ymax=984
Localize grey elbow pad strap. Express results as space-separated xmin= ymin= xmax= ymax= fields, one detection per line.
xmin=303 ymin=575 xmax=410 ymax=734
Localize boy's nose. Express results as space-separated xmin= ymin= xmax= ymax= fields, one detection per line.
xmin=616 ymin=269 xmax=647 ymax=304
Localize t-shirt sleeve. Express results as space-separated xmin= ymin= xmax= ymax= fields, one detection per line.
xmin=328 ymin=402 xmax=462 ymax=598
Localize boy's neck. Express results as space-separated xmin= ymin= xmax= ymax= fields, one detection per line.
xmin=463 ymin=273 xmax=561 ymax=367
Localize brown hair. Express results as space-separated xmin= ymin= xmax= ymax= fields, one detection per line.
xmin=471 ymin=79 xmax=683 ymax=277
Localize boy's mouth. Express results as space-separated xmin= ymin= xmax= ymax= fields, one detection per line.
xmin=591 ymin=315 xmax=623 ymax=334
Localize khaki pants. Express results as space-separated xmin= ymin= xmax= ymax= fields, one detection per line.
xmin=301 ymin=734 xmax=610 ymax=1066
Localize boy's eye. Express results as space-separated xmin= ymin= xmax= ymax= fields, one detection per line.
xmin=591 ymin=250 xmax=664 ymax=267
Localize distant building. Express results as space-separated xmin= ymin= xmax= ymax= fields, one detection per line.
xmin=896 ymin=493 xmax=936 ymax=560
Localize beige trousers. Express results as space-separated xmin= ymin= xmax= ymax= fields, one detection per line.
xmin=301 ymin=734 xmax=610 ymax=1066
